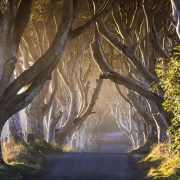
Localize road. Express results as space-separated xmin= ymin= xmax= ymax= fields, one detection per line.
xmin=99 ymin=132 xmax=132 ymax=153
xmin=27 ymin=153 xmax=145 ymax=180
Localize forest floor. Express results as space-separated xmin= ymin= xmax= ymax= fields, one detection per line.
xmin=23 ymin=152 xmax=146 ymax=180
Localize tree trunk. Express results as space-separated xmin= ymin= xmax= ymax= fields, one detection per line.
xmin=26 ymin=111 xmax=44 ymax=140
xmin=8 ymin=113 xmax=24 ymax=141
xmin=47 ymin=125 xmax=55 ymax=142
xmin=26 ymin=98 xmax=45 ymax=140
xmin=47 ymin=111 xmax=63 ymax=142
xmin=147 ymin=101 xmax=169 ymax=142
xmin=171 ymin=0 xmax=180 ymax=39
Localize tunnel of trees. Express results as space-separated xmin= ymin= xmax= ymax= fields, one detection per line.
xmin=0 ymin=0 xmax=179 ymax=178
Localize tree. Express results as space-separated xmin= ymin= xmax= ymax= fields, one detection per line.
xmin=55 ymin=40 xmax=103 ymax=145
xmin=111 ymin=85 xmax=146 ymax=149
xmin=0 ymin=0 xmax=111 ymax=135
xmin=0 ymin=0 xmax=73 ymax=133
xmin=91 ymin=0 xmax=173 ymax=142
xmin=171 ymin=0 xmax=180 ymax=39
xmin=71 ymin=107 xmax=106 ymax=152
xmin=8 ymin=113 xmax=24 ymax=141
xmin=0 ymin=0 xmax=178 ymax=155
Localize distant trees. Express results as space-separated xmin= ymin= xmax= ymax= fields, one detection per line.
xmin=69 ymin=107 xmax=106 ymax=152
xmin=111 ymin=85 xmax=147 ymax=149
xmin=55 ymin=38 xmax=103 ymax=145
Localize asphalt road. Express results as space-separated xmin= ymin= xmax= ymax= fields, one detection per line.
xmin=28 ymin=153 xmax=145 ymax=180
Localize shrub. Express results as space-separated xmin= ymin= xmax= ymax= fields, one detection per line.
xmin=141 ymin=144 xmax=180 ymax=179
xmin=156 ymin=46 xmax=180 ymax=155
xmin=62 ymin=144 xmax=73 ymax=152
xmin=2 ymin=138 xmax=45 ymax=170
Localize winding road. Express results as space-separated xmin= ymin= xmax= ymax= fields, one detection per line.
xmin=28 ymin=152 xmax=145 ymax=180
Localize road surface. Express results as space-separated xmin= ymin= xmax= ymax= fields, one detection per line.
xmin=27 ymin=153 xmax=145 ymax=180
xmin=99 ymin=132 xmax=132 ymax=153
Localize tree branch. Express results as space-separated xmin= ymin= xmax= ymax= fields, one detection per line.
xmin=97 ymin=19 xmax=157 ymax=83
xmin=3 ymin=0 xmax=74 ymax=103
xmin=0 ymin=1 xmax=74 ymax=128
xmin=14 ymin=0 xmax=33 ymax=47
xmin=91 ymin=32 xmax=163 ymax=104
xmin=69 ymin=0 xmax=114 ymax=39
xmin=74 ymin=79 xmax=103 ymax=124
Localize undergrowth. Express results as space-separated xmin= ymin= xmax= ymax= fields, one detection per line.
xmin=140 ymin=144 xmax=180 ymax=180
xmin=2 ymin=138 xmax=45 ymax=169
xmin=0 ymin=138 xmax=62 ymax=179
xmin=62 ymin=143 xmax=73 ymax=152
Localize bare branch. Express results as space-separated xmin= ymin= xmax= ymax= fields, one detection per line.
xmin=69 ymin=0 xmax=114 ymax=39
xmin=14 ymin=0 xmax=33 ymax=47
xmin=97 ymin=19 xmax=157 ymax=83
xmin=91 ymin=31 xmax=163 ymax=104
xmin=74 ymin=79 xmax=103 ymax=124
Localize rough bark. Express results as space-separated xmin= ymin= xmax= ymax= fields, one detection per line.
xmin=8 ymin=113 xmax=24 ymax=141
xmin=47 ymin=111 xmax=63 ymax=142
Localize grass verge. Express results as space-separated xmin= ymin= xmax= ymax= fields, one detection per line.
xmin=0 ymin=138 xmax=62 ymax=179
xmin=140 ymin=143 xmax=180 ymax=180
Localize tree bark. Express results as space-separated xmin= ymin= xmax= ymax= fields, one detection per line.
xmin=8 ymin=113 xmax=24 ymax=141
xmin=47 ymin=112 xmax=63 ymax=142
xmin=171 ymin=0 xmax=180 ymax=39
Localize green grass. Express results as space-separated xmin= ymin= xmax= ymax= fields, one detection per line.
xmin=140 ymin=144 xmax=180 ymax=180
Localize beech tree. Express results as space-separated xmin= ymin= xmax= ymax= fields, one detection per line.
xmin=55 ymin=39 xmax=103 ymax=145
xmin=111 ymin=85 xmax=146 ymax=149
xmin=0 ymin=0 xmax=111 ymax=135
xmin=71 ymin=108 xmax=106 ymax=152
xmin=0 ymin=0 xmax=71 ymax=133
xmin=91 ymin=0 xmax=173 ymax=142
